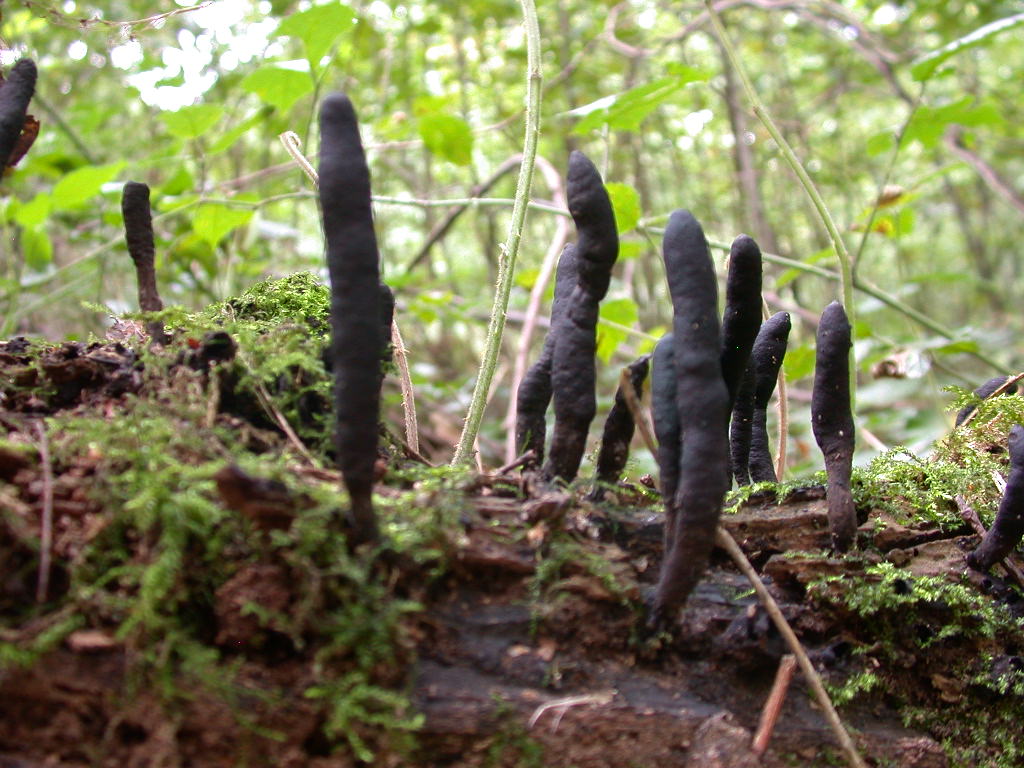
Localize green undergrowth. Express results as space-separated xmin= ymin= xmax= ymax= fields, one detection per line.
xmin=809 ymin=561 xmax=1024 ymax=766
xmin=0 ymin=274 xmax=466 ymax=761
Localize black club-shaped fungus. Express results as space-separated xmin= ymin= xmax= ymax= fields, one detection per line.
xmin=968 ymin=426 xmax=1024 ymax=572
xmin=719 ymin=234 xmax=763 ymax=409
xmin=811 ymin=301 xmax=857 ymax=552
xmin=729 ymin=366 xmax=756 ymax=486
xmin=121 ymin=182 xmax=168 ymax=344
xmin=653 ymin=210 xmax=730 ymax=616
xmin=955 ymin=376 xmax=1018 ymax=427
xmin=587 ymin=354 xmax=651 ymax=500
xmin=0 ymin=59 xmax=36 ymax=168
xmin=651 ymin=333 xmax=681 ymax=549
xmin=747 ymin=312 xmax=791 ymax=484
xmin=515 ymin=243 xmax=577 ymax=467
xmin=543 ymin=152 xmax=619 ymax=482
xmin=319 ymin=93 xmax=386 ymax=545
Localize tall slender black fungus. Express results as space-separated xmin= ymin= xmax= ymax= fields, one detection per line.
xmin=0 ymin=59 xmax=36 ymax=168
xmin=515 ymin=244 xmax=577 ymax=467
xmin=319 ymin=93 xmax=384 ymax=545
xmin=747 ymin=312 xmax=791 ymax=483
xmin=544 ymin=152 xmax=618 ymax=482
xmin=120 ymin=182 xmax=168 ymax=344
xmin=968 ymin=426 xmax=1024 ymax=572
xmin=651 ymin=333 xmax=681 ymax=550
xmin=811 ymin=301 xmax=857 ymax=552
xmin=956 ymin=376 xmax=1018 ymax=427
xmin=729 ymin=367 xmax=756 ymax=486
xmin=379 ymin=282 xmax=395 ymax=376
xmin=719 ymin=234 xmax=763 ymax=409
xmin=587 ymin=354 xmax=651 ymax=500
xmin=653 ymin=210 xmax=731 ymax=616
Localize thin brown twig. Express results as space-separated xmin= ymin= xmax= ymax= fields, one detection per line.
xmin=618 ymin=366 xmax=658 ymax=468
xmin=494 ymin=449 xmax=537 ymax=476
xmin=391 ymin=320 xmax=420 ymax=454
xmin=753 ymin=653 xmax=797 ymax=757
xmin=714 ymin=527 xmax=868 ymax=768
xmin=945 ymin=128 xmax=1024 ymax=216
xmin=955 ymin=494 xmax=1024 ymax=589
xmin=34 ymin=420 xmax=53 ymax=604
xmin=774 ymin=368 xmax=789 ymax=481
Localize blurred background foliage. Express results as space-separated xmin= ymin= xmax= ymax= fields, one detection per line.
xmin=1 ymin=0 xmax=1022 ymax=473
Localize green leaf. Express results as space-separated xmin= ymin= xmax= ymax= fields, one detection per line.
xmin=192 ymin=202 xmax=254 ymax=247
xmin=21 ymin=226 xmax=53 ymax=270
xmin=903 ymin=97 xmax=1003 ymax=148
xmin=277 ymin=3 xmax=356 ymax=68
xmin=51 ymin=163 xmax=125 ymax=210
xmin=605 ymin=182 xmax=640 ymax=234
xmin=783 ymin=345 xmax=815 ymax=381
xmin=911 ymin=12 xmax=1024 ymax=81
xmin=618 ymin=241 xmax=644 ymax=261
xmin=12 ymin=193 xmax=50 ymax=228
xmin=571 ymin=63 xmax=709 ymax=134
xmin=866 ymin=131 xmax=894 ymax=157
xmin=241 ymin=68 xmax=313 ymax=114
xmin=161 ymin=104 xmax=224 ymax=141
xmin=596 ymin=297 xmax=638 ymax=363
xmin=418 ymin=113 xmax=473 ymax=166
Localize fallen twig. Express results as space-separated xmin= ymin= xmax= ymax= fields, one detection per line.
xmin=34 ymin=419 xmax=53 ymax=603
xmin=527 ymin=690 xmax=616 ymax=732
xmin=618 ymin=364 xmax=658 ymax=464
xmin=752 ymin=653 xmax=797 ymax=757
xmin=715 ymin=526 xmax=867 ymax=768
xmin=391 ymin=320 xmax=420 ymax=454
xmin=955 ymin=494 xmax=1024 ymax=589
xmin=494 ymin=449 xmax=536 ymax=476
xmin=957 ymin=371 xmax=1024 ymax=430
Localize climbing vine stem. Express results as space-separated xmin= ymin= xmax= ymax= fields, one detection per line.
xmin=451 ymin=0 xmax=542 ymax=466
xmin=704 ymin=1 xmax=856 ymax=400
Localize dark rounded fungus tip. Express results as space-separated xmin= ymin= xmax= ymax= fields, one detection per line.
xmin=956 ymin=376 xmax=1018 ymax=427
xmin=811 ymin=301 xmax=856 ymax=552
xmin=319 ymin=91 xmax=385 ymax=545
xmin=0 ymin=58 xmax=38 ymax=167
xmin=719 ymin=233 xmax=763 ymax=409
xmin=653 ymin=209 xmax=730 ymax=615
xmin=543 ymin=152 xmax=618 ymax=482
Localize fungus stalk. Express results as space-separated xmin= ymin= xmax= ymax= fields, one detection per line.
xmin=120 ymin=182 xmax=168 ymax=344
xmin=319 ymin=93 xmax=385 ymax=545
xmin=653 ymin=210 xmax=731 ymax=616
xmin=587 ymin=354 xmax=650 ymax=500
xmin=514 ymin=244 xmax=577 ymax=467
xmin=747 ymin=312 xmax=791 ymax=483
xmin=651 ymin=333 xmax=681 ymax=548
xmin=811 ymin=302 xmax=857 ymax=551
xmin=451 ymin=0 xmax=541 ymax=466
xmin=968 ymin=426 xmax=1024 ymax=572
xmin=543 ymin=151 xmax=619 ymax=482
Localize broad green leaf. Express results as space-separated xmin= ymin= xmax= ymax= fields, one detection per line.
xmin=51 ymin=163 xmax=124 ymax=210
xmin=209 ymin=107 xmax=273 ymax=156
xmin=12 ymin=193 xmax=50 ymax=227
xmin=903 ymin=97 xmax=1003 ymax=148
xmin=572 ymin=64 xmax=709 ymax=134
xmin=932 ymin=340 xmax=981 ymax=356
xmin=783 ymin=345 xmax=815 ymax=381
xmin=277 ymin=3 xmax=356 ymax=68
xmin=161 ymin=104 xmax=224 ymax=140
xmin=596 ymin=297 xmax=638 ymax=363
xmin=418 ymin=113 xmax=473 ymax=166
xmin=21 ymin=226 xmax=53 ymax=270
xmin=192 ymin=202 xmax=254 ymax=247
xmin=911 ymin=12 xmax=1024 ymax=81
xmin=866 ymin=131 xmax=894 ymax=157
xmin=605 ymin=182 xmax=640 ymax=234
xmin=241 ymin=68 xmax=313 ymax=113
xmin=159 ymin=166 xmax=194 ymax=197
